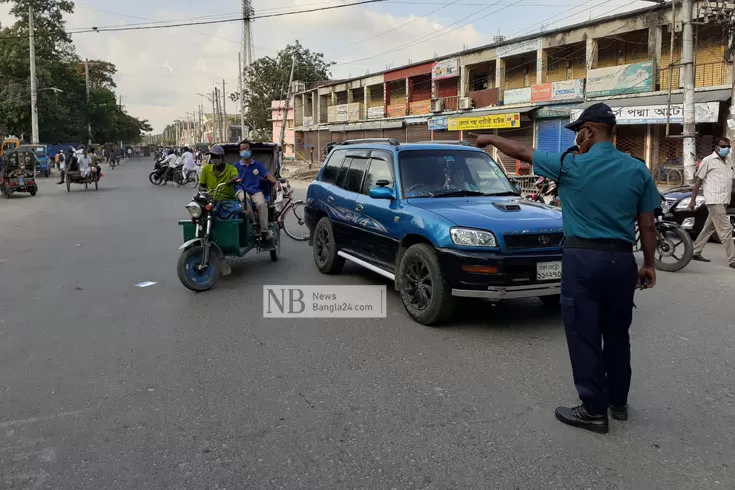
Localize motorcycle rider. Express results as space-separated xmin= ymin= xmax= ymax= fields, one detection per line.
xmin=181 ymin=146 xmax=197 ymax=183
xmin=161 ymin=149 xmax=179 ymax=184
xmin=199 ymin=145 xmax=240 ymax=218
xmin=234 ymin=140 xmax=281 ymax=237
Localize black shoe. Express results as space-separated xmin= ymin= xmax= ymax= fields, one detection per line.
xmin=555 ymin=405 xmax=609 ymax=434
xmin=610 ymin=405 xmax=628 ymax=421
xmin=729 ymin=263 xmax=735 ymax=270
xmin=692 ymin=254 xmax=711 ymax=263
xmin=56 ymin=181 xmax=64 ymax=185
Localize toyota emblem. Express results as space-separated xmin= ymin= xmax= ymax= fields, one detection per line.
xmin=538 ymin=235 xmax=550 ymax=245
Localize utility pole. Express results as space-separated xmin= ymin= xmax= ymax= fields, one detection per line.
xmin=213 ymin=88 xmax=219 ymax=143
xmin=222 ymin=80 xmax=228 ymax=142
xmin=85 ymin=59 xmax=92 ymax=146
xmin=279 ymin=58 xmax=296 ymax=153
xmin=239 ymin=53 xmax=245 ymax=141
xmin=29 ymin=5 xmax=39 ymax=144
xmin=242 ymin=0 xmax=254 ymax=138
xmin=682 ymin=0 xmax=697 ymax=184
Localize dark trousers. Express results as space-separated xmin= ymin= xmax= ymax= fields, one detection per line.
xmin=560 ymin=247 xmax=638 ymax=414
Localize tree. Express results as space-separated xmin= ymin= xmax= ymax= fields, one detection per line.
xmin=236 ymin=41 xmax=332 ymax=134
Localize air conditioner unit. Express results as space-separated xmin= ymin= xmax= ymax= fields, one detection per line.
xmin=430 ymin=99 xmax=444 ymax=112
xmin=459 ymin=97 xmax=473 ymax=110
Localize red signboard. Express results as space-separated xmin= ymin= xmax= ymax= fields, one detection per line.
xmin=531 ymin=83 xmax=552 ymax=103
xmin=409 ymin=100 xmax=431 ymax=115
xmin=386 ymin=104 xmax=407 ymax=118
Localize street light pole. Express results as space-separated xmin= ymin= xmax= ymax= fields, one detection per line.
xmin=85 ymin=59 xmax=92 ymax=146
xmin=29 ymin=5 xmax=39 ymax=144
xmin=681 ymin=0 xmax=697 ymax=184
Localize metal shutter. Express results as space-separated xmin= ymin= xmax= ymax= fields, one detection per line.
xmin=406 ymin=124 xmax=430 ymax=143
xmin=363 ymin=129 xmax=383 ymax=139
xmin=497 ymin=126 xmax=534 ymax=173
xmin=384 ymin=127 xmax=406 ymax=143
xmin=560 ymin=124 xmax=576 ymax=152
xmin=614 ymin=126 xmax=646 ymax=160
xmin=536 ymin=119 xmax=561 ymax=152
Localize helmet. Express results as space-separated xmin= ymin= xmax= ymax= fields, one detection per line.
xmin=208 ymin=145 xmax=225 ymax=156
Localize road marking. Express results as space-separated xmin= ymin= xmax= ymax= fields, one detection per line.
xmin=135 ymin=281 xmax=157 ymax=288
xmin=0 ymin=409 xmax=90 ymax=428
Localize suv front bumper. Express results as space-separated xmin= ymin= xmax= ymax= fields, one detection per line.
xmin=436 ymin=248 xmax=562 ymax=300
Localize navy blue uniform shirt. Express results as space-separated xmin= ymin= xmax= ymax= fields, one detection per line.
xmin=532 ymin=142 xmax=660 ymax=243
xmin=234 ymin=160 xmax=270 ymax=195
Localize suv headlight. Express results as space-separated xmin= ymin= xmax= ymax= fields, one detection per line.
xmin=676 ymin=196 xmax=705 ymax=210
xmin=450 ymin=227 xmax=497 ymax=247
xmin=186 ymin=201 xmax=202 ymax=218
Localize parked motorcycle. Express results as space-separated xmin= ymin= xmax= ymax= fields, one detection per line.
xmin=528 ymin=177 xmax=561 ymax=206
xmin=635 ymin=194 xmax=693 ymax=272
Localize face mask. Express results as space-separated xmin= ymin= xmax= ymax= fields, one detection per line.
xmin=241 ymin=150 xmax=251 ymax=159
xmin=718 ymin=147 xmax=730 ymax=158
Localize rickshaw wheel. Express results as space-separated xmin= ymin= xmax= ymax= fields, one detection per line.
xmin=270 ymin=228 xmax=281 ymax=261
xmin=177 ymin=246 xmax=220 ymax=292
xmin=29 ymin=187 xmax=37 ymax=196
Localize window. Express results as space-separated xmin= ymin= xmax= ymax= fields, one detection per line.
xmin=362 ymin=158 xmax=394 ymax=194
xmin=339 ymin=157 xmax=369 ymax=193
xmin=321 ymin=150 xmax=347 ymax=184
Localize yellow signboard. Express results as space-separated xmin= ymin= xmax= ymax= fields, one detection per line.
xmin=447 ymin=113 xmax=521 ymax=131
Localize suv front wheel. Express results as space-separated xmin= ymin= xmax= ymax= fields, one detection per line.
xmin=398 ymin=244 xmax=455 ymax=326
xmin=313 ymin=217 xmax=345 ymax=274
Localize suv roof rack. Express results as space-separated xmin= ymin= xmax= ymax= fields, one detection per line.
xmin=340 ymin=138 xmax=400 ymax=146
xmin=413 ymin=140 xmax=473 ymax=146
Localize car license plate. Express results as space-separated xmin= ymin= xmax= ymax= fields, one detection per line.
xmin=17 ymin=177 xmax=24 ymax=186
xmin=537 ymin=261 xmax=562 ymax=281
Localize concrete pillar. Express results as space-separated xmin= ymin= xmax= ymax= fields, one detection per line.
xmin=648 ymin=25 xmax=663 ymax=85
xmin=537 ymin=47 xmax=547 ymax=85
xmin=496 ymin=58 xmax=505 ymax=103
xmin=364 ymin=85 xmax=369 ymax=119
xmin=406 ymin=78 xmax=412 ymax=114
xmin=460 ymin=65 xmax=468 ymax=98
xmin=331 ymin=90 xmax=337 ymax=107
xmin=311 ymin=92 xmax=317 ymax=120
xmin=316 ymin=93 xmax=322 ymax=124
xmin=645 ymin=124 xmax=654 ymax=170
xmin=384 ymin=82 xmax=390 ymax=108
xmin=347 ymin=88 xmax=354 ymax=104
xmin=586 ymin=37 xmax=598 ymax=71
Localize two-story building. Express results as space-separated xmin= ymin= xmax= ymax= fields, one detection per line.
xmin=294 ymin=1 xmax=731 ymax=174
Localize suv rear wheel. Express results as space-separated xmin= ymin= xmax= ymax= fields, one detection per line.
xmin=313 ymin=217 xmax=344 ymax=274
xmin=398 ymin=244 xmax=455 ymax=326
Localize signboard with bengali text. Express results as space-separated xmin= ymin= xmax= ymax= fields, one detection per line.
xmin=448 ymin=113 xmax=521 ymax=131
xmin=503 ymin=87 xmax=531 ymax=105
xmin=432 ymin=58 xmax=460 ymax=80
xmin=586 ymin=62 xmax=653 ymax=98
xmin=570 ymin=102 xmax=719 ymax=125
xmin=367 ymin=106 xmax=385 ymax=119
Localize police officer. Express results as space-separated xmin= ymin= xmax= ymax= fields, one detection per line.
xmin=477 ymin=103 xmax=660 ymax=434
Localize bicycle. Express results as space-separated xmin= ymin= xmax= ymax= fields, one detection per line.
xmin=275 ymin=179 xmax=309 ymax=241
xmin=653 ymin=157 xmax=684 ymax=187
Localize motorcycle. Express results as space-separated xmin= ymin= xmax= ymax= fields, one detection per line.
xmin=528 ymin=177 xmax=561 ymax=206
xmin=149 ymin=158 xmax=169 ymax=185
xmin=173 ymin=165 xmax=199 ymax=188
xmin=635 ymin=194 xmax=693 ymax=272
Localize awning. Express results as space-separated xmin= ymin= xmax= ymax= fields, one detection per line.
xmin=462 ymin=105 xmax=537 ymax=117
xmin=579 ymin=88 xmax=731 ymax=108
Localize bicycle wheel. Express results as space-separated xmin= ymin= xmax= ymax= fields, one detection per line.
xmin=186 ymin=171 xmax=199 ymax=188
xmin=667 ymin=168 xmax=684 ymax=187
xmin=282 ymin=201 xmax=310 ymax=241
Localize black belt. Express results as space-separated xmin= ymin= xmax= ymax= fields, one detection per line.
xmin=562 ymin=236 xmax=633 ymax=253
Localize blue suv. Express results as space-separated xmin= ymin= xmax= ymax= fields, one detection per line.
xmin=304 ymin=139 xmax=564 ymax=325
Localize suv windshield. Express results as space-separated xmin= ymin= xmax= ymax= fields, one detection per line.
xmin=399 ymin=149 xmax=516 ymax=198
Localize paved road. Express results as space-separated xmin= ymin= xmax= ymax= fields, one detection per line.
xmin=1 ymin=158 xmax=733 ymax=490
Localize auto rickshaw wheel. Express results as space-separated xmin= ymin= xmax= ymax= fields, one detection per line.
xmin=177 ymin=245 xmax=220 ymax=292
xmin=270 ymin=228 xmax=281 ymax=261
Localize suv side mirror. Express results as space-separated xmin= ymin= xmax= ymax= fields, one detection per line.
xmin=369 ymin=185 xmax=394 ymax=200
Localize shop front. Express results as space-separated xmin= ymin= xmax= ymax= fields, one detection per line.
xmin=570 ymin=90 xmax=727 ymax=168
xmin=445 ymin=109 xmax=534 ymax=173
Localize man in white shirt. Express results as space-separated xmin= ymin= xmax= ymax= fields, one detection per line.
xmin=56 ymin=151 xmax=67 ymax=184
xmin=689 ymin=137 xmax=735 ymax=268
xmin=181 ymin=147 xmax=197 ymax=182
xmin=78 ymin=149 xmax=93 ymax=178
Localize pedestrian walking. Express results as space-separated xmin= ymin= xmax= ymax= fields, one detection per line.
xmin=476 ymin=103 xmax=660 ymax=434
xmin=689 ymin=137 xmax=735 ymax=268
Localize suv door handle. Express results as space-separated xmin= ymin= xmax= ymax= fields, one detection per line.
xmin=327 ymin=196 xmax=334 ymax=203
xmin=355 ymin=204 xmax=364 ymax=212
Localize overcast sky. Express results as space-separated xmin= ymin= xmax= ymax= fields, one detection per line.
xmin=1 ymin=0 xmax=652 ymax=132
